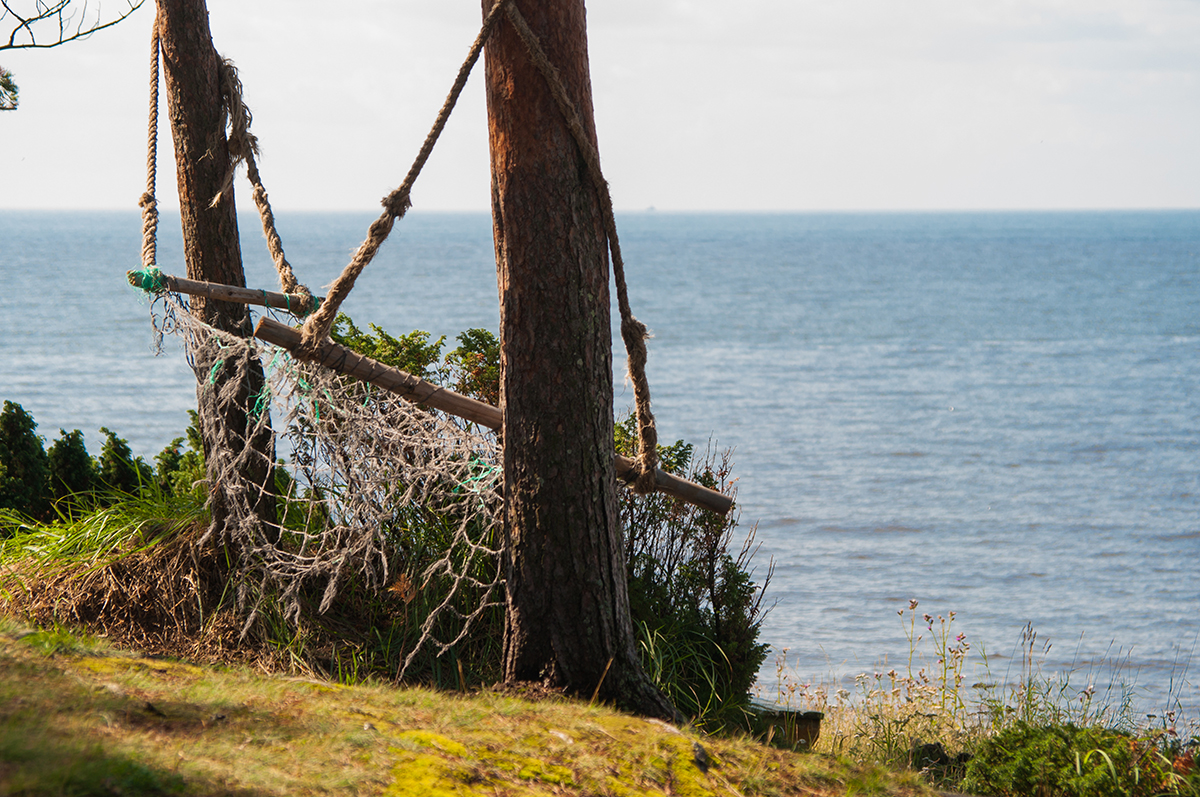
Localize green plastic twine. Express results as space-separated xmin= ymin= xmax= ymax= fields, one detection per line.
xmin=453 ymin=458 xmax=502 ymax=495
xmin=129 ymin=267 xmax=167 ymax=293
xmin=207 ymin=342 xmax=228 ymax=385
xmin=249 ymin=386 xmax=271 ymax=421
xmin=207 ymin=359 xmax=226 ymax=385
xmin=298 ymin=295 xmax=322 ymax=318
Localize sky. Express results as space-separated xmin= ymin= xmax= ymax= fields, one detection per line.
xmin=2 ymin=0 xmax=1199 ymax=212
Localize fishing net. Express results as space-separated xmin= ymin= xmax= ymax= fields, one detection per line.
xmin=147 ymin=290 xmax=505 ymax=679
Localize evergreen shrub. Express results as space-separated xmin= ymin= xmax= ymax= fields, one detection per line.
xmin=0 ymin=401 xmax=50 ymax=522
xmin=964 ymin=721 xmax=1199 ymax=797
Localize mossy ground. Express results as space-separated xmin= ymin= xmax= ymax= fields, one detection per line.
xmin=0 ymin=619 xmax=934 ymax=797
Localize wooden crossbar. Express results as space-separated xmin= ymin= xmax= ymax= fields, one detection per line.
xmin=128 ymin=271 xmax=317 ymax=317
xmin=254 ymin=317 xmax=733 ymax=515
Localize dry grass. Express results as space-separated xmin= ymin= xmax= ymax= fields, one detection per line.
xmin=0 ymin=619 xmax=937 ymax=797
xmin=0 ymin=521 xmax=282 ymax=670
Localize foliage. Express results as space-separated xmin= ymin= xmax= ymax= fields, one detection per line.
xmin=0 ymin=402 xmax=205 ymax=525
xmin=331 ymin=313 xmax=445 ymax=380
xmin=963 ymin=721 xmax=1199 ymax=797
xmin=154 ymin=411 xmax=206 ymax=500
xmin=769 ymin=603 xmax=1199 ymax=795
xmin=330 ymin=313 xmax=500 ymax=408
xmin=97 ymin=426 xmax=153 ymax=496
xmin=47 ymin=428 xmax=96 ymax=505
xmin=0 ymin=400 xmax=50 ymax=521
xmin=616 ymin=415 xmax=771 ymax=732
xmin=0 ymin=66 xmax=16 ymax=110
xmin=1 ymin=320 xmax=768 ymax=730
xmin=0 ymin=487 xmax=205 ymax=566
xmin=446 ymin=328 xmax=501 ymax=407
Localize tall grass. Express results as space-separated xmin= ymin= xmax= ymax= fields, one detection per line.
xmin=764 ymin=600 xmax=1199 ymax=793
xmin=0 ymin=487 xmax=205 ymax=568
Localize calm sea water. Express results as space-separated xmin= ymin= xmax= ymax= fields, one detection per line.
xmin=1 ymin=209 xmax=1197 ymax=715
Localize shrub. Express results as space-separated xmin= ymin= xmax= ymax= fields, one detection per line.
xmin=331 ymin=314 xmax=444 ymax=379
xmin=97 ymin=427 xmax=153 ymax=497
xmin=616 ymin=415 xmax=771 ymax=732
xmin=0 ymin=400 xmax=51 ymax=521
xmin=446 ymin=328 xmax=500 ymax=407
xmin=154 ymin=412 xmax=206 ymax=500
xmin=964 ymin=721 xmax=1196 ymax=797
xmin=47 ymin=429 xmax=96 ymax=506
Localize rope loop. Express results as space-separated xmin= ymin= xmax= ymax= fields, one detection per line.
xmin=205 ymin=56 xmax=317 ymax=316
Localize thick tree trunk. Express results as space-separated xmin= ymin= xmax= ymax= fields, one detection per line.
xmin=156 ymin=0 xmax=274 ymax=535
xmin=483 ymin=0 xmax=679 ymax=722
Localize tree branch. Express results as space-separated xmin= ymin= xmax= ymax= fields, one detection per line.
xmin=2 ymin=0 xmax=144 ymax=50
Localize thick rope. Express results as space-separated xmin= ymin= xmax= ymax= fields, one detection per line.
xmin=502 ymin=3 xmax=659 ymax=492
xmin=212 ymin=57 xmax=315 ymax=314
xmin=137 ymin=13 xmax=160 ymax=274
xmin=297 ymin=0 xmax=511 ymax=355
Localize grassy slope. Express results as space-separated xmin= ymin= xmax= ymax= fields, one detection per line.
xmin=0 ymin=621 xmax=935 ymax=797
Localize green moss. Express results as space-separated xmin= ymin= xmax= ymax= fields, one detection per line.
xmin=395 ymin=730 xmax=470 ymax=758
xmin=515 ymin=757 xmax=575 ymax=785
xmin=386 ymin=752 xmax=475 ymax=797
xmin=661 ymin=735 xmax=717 ymax=797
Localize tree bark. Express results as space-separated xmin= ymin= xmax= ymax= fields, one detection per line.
xmin=156 ymin=0 xmax=274 ymax=536
xmin=483 ymin=0 xmax=679 ymax=722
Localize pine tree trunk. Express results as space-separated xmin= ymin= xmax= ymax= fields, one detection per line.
xmin=483 ymin=0 xmax=679 ymax=722
xmin=156 ymin=0 xmax=274 ymax=536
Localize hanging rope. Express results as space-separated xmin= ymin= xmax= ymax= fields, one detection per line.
xmin=297 ymin=0 xmax=511 ymax=355
xmin=139 ymin=0 xmax=660 ymax=494
xmin=501 ymin=3 xmax=659 ymax=492
xmin=137 ymin=12 xmax=160 ymax=279
xmin=212 ymin=56 xmax=315 ymax=314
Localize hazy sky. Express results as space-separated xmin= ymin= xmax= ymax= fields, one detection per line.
xmin=2 ymin=0 xmax=1198 ymax=211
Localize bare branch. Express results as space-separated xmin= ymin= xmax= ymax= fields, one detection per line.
xmin=2 ymin=0 xmax=145 ymax=50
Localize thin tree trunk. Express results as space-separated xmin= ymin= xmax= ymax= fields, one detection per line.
xmin=483 ymin=0 xmax=679 ymax=722
xmin=156 ymin=0 xmax=274 ymax=536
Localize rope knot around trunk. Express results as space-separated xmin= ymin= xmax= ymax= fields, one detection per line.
xmin=619 ymin=315 xmax=659 ymax=493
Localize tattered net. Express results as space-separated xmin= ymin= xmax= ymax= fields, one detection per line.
xmin=148 ymin=290 xmax=504 ymax=679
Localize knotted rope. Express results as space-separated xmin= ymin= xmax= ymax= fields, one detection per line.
xmin=293 ymin=0 xmax=658 ymax=490
xmin=501 ymin=3 xmax=659 ymax=492
xmin=213 ymin=57 xmax=314 ymax=314
xmin=140 ymin=0 xmax=660 ymax=495
xmin=296 ymin=0 xmax=511 ymax=355
xmin=137 ymin=12 xmax=160 ymax=278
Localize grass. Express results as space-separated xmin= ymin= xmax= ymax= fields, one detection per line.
xmin=762 ymin=601 xmax=1200 ymax=794
xmin=0 ymin=488 xmax=206 ymax=567
xmin=3 ymin=470 xmax=1195 ymax=794
xmin=0 ymin=619 xmax=935 ymax=797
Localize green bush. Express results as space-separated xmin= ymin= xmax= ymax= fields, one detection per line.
xmin=47 ymin=429 xmax=96 ymax=505
xmin=331 ymin=314 xmax=445 ymax=379
xmin=96 ymin=427 xmax=153 ymax=497
xmin=616 ymin=416 xmax=770 ymax=732
xmin=154 ymin=412 xmax=206 ymax=500
xmin=3 ymin=320 xmax=771 ymax=721
xmin=0 ymin=402 xmax=188 ymax=518
xmin=446 ymin=328 xmax=500 ymax=407
xmin=964 ymin=721 xmax=1196 ymax=797
xmin=0 ymin=400 xmax=51 ymax=521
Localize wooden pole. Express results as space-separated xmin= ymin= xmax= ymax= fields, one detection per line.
xmin=253 ymin=317 xmax=733 ymax=515
xmin=128 ymin=271 xmax=317 ymax=317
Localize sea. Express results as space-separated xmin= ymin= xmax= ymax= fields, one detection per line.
xmin=1 ymin=209 xmax=1197 ymax=719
